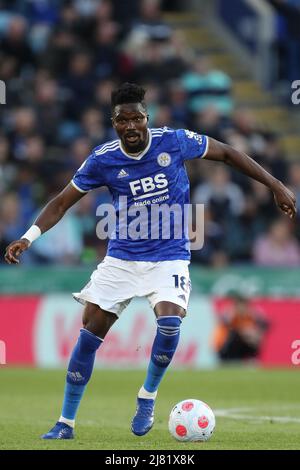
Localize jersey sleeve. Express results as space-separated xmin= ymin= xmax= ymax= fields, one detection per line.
xmin=71 ymin=152 xmax=106 ymax=193
xmin=176 ymin=129 xmax=209 ymax=161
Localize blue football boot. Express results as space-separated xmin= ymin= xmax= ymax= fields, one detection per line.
xmin=131 ymin=398 xmax=155 ymax=436
xmin=42 ymin=421 xmax=74 ymax=439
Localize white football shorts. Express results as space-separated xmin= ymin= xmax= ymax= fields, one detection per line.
xmin=73 ymin=256 xmax=191 ymax=316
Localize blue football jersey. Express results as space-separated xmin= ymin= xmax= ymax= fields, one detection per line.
xmin=71 ymin=127 xmax=208 ymax=261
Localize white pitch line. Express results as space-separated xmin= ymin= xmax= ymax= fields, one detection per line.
xmin=215 ymin=408 xmax=300 ymax=424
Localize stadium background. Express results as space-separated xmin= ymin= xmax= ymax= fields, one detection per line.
xmin=1 ymin=0 xmax=300 ymax=450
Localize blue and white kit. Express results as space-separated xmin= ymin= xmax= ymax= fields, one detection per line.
xmin=71 ymin=127 xmax=208 ymax=314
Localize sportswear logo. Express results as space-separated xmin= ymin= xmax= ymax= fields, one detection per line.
xmin=184 ymin=129 xmax=203 ymax=145
xmin=67 ymin=371 xmax=84 ymax=382
xmin=117 ymin=169 xmax=129 ymax=178
xmin=178 ymin=294 xmax=186 ymax=302
xmin=154 ymin=354 xmax=171 ymax=364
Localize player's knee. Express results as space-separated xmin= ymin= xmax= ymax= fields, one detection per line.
xmin=155 ymin=301 xmax=186 ymax=318
xmin=82 ymin=303 xmax=117 ymax=338
xmin=83 ymin=318 xmax=109 ymax=338
xmin=157 ymin=311 xmax=186 ymax=320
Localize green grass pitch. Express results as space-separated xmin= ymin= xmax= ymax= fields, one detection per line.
xmin=0 ymin=367 xmax=300 ymax=450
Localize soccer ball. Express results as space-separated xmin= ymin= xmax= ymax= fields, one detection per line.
xmin=168 ymin=399 xmax=215 ymax=442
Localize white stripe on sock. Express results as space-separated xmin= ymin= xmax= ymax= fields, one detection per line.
xmin=59 ymin=416 xmax=75 ymax=428
xmin=138 ymin=386 xmax=158 ymax=400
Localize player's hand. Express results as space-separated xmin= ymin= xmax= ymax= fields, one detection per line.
xmin=4 ymin=239 xmax=30 ymax=265
xmin=272 ymin=181 xmax=297 ymax=219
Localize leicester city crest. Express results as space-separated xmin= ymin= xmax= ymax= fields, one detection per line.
xmin=157 ymin=152 xmax=171 ymax=167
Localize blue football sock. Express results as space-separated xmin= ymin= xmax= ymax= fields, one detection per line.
xmin=61 ymin=328 xmax=103 ymax=420
xmin=143 ymin=316 xmax=182 ymax=394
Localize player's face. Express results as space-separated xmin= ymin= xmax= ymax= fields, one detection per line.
xmin=112 ymin=103 xmax=149 ymax=153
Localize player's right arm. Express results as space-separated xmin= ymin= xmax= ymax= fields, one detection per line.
xmin=4 ymin=183 xmax=85 ymax=264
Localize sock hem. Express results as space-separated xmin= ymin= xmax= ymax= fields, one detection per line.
xmin=59 ymin=416 xmax=75 ymax=428
xmin=138 ymin=386 xmax=158 ymax=399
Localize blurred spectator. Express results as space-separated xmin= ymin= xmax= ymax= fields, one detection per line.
xmin=1 ymin=16 xmax=34 ymax=73
xmin=0 ymin=192 xmax=27 ymax=257
xmin=231 ymin=109 xmax=269 ymax=158
xmin=94 ymin=20 xmax=121 ymax=80
xmin=58 ymin=2 xmax=81 ymax=34
xmin=69 ymin=137 xmax=92 ymax=170
xmin=170 ymin=29 xmax=194 ymax=64
xmin=191 ymin=208 xmax=228 ymax=266
xmin=81 ymin=108 xmax=109 ymax=147
xmin=225 ymin=194 xmax=269 ymax=262
xmin=248 ymin=180 xmax=278 ymax=224
xmin=97 ymin=0 xmax=114 ymax=23
xmin=133 ymin=36 xmax=187 ymax=84
xmin=192 ymin=106 xmax=225 ymax=141
xmin=62 ymin=51 xmax=96 ymax=119
xmin=260 ymin=134 xmax=288 ymax=182
xmin=166 ymin=80 xmax=189 ymax=128
xmin=41 ymin=28 xmax=77 ymax=77
xmin=229 ymin=109 xmax=288 ymax=182
xmin=111 ymin=0 xmax=139 ymax=32
xmin=74 ymin=0 xmax=99 ymax=18
xmin=132 ymin=0 xmax=169 ymax=36
xmin=34 ymin=79 xmax=64 ymax=144
xmin=73 ymin=191 xmax=107 ymax=264
xmin=8 ymin=107 xmax=37 ymax=159
xmin=181 ymin=55 xmax=233 ymax=115
xmin=0 ymin=135 xmax=15 ymax=195
xmin=94 ymin=79 xmax=118 ymax=127
xmin=17 ymin=0 xmax=60 ymax=26
xmin=22 ymin=135 xmax=45 ymax=164
xmin=141 ymin=82 xmax=160 ymax=125
xmin=151 ymin=104 xmax=175 ymax=128
xmin=213 ymin=293 xmax=269 ymax=362
xmin=192 ymin=165 xmax=246 ymax=221
xmin=253 ymin=217 xmax=300 ymax=266
xmin=30 ymin=208 xmax=83 ymax=265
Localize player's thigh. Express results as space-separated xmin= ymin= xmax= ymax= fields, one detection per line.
xmin=82 ymin=301 xmax=118 ymax=338
xmin=147 ymin=260 xmax=191 ymax=316
xmin=73 ymin=256 xmax=135 ymax=317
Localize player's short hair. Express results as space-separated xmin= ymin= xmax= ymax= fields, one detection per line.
xmin=111 ymin=83 xmax=146 ymax=110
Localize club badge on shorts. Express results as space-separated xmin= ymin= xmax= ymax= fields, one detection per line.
xmin=157 ymin=152 xmax=171 ymax=167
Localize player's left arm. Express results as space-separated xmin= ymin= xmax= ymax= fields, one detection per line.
xmin=204 ymin=137 xmax=297 ymax=219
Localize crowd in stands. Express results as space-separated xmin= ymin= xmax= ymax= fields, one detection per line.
xmin=0 ymin=0 xmax=299 ymax=267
